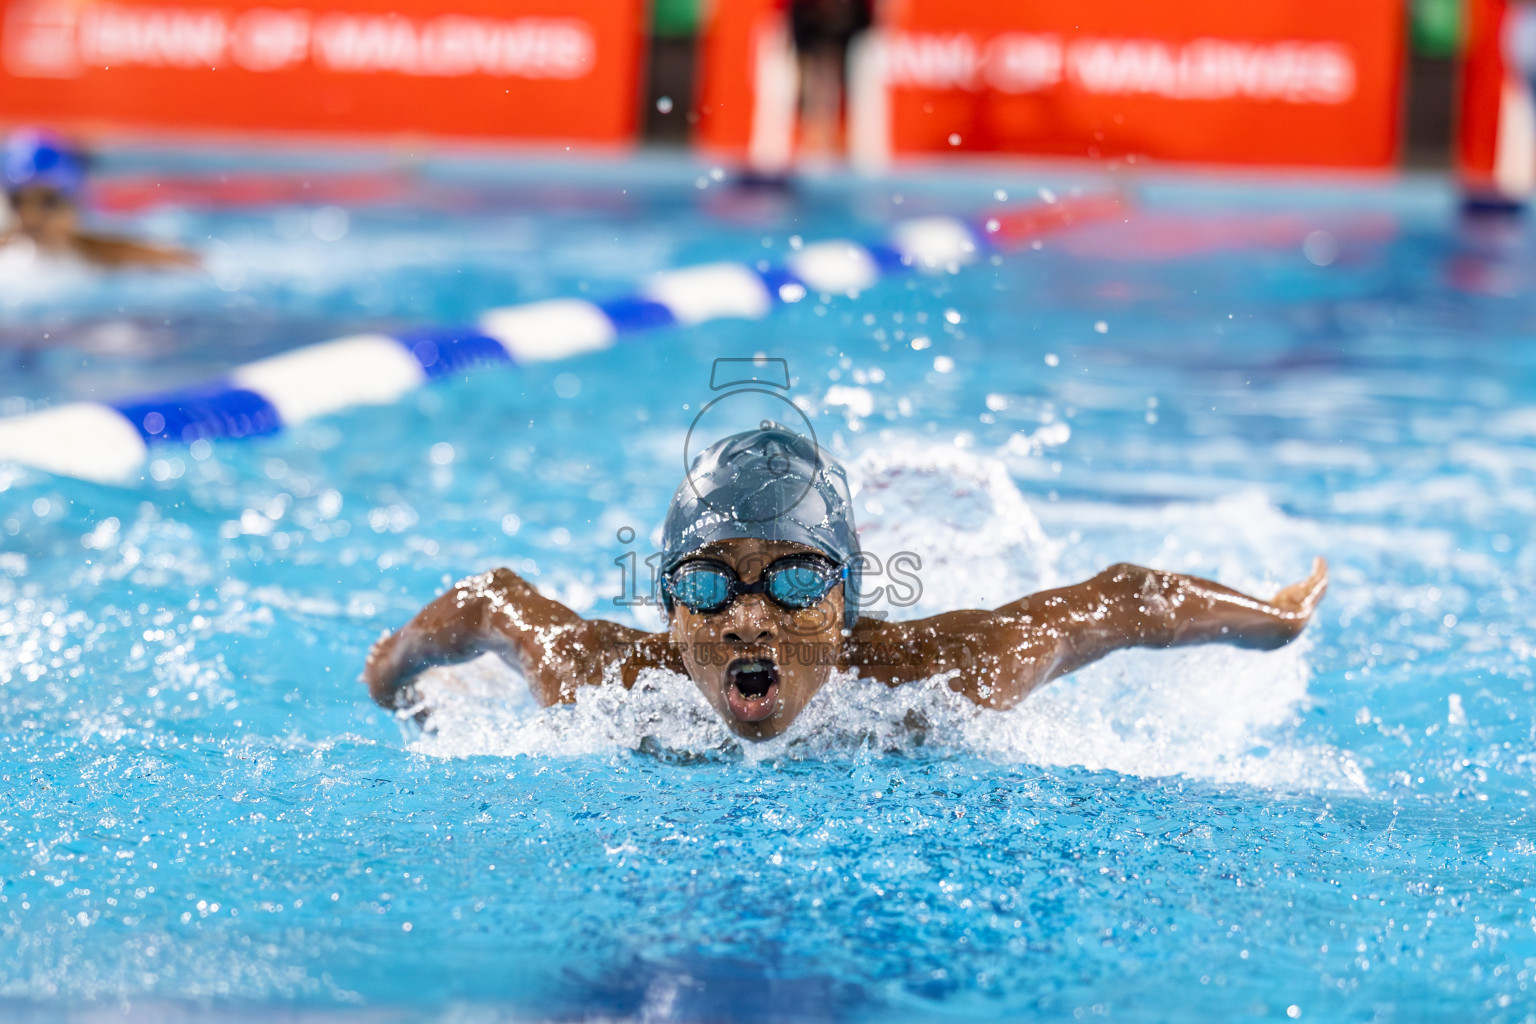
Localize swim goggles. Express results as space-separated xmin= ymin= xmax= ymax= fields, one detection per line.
xmin=663 ymin=555 xmax=847 ymax=615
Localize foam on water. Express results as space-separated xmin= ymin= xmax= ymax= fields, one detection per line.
xmin=409 ymin=445 xmax=1360 ymax=792
xmin=0 ymin=241 xmax=95 ymax=307
xmin=849 ymin=444 xmax=1060 ymax=611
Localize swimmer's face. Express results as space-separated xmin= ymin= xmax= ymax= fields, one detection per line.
xmin=8 ymin=186 xmax=76 ymax=247
xmin=667 ymin=538 xmax=845 ymax=741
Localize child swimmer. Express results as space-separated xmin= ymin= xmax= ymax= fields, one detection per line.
xmin=3 ymin=130 xmax=198 ymax=270
xmin=365 ymin=426 xmax=1327 ymax=740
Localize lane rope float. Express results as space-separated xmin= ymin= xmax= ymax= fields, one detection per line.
xmin=0 ymin=192 xmax=1124 ymax=483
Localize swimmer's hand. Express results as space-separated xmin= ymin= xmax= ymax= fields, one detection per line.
xmin=1269 ymin=556 xmax=1328 ymax=624
xmin=361 ymin=575 xmax=515 ymax=708
xmin=361 ymin=570 xmax=530 ymax=708
xmin=363 ymin=630 xmax=412 ymax=706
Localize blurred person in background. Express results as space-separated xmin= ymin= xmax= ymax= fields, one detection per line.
xmin=1501 ymin=1 xmax=1536 ymax=204
xmin=791 ymin=0 xmax=872 ymax=160
xmin=2 ymin=129 xmax=197 ymax=269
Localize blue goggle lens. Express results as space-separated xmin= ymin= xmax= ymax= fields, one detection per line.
xmin=767 ymin=563 xmax=836 ymax=608
xmin=666 ymin=559 xmax=841 ymax=614
xmin=669 ymin=566 xmax=733 ymax=612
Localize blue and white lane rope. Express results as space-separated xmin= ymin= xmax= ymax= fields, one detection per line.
xmin=0 ymin=211 xmax=1029 ymax=484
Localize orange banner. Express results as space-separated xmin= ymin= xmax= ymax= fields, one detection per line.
xmin=695 ymin=0 xmax=1404 ymax=170
xmin=693 ymin=0 xmax=779 ymax=161
xmin=0 ymin=0 xmax=644 ymax=144
xmin=880 ymin=0 xmax=1403 ymax=168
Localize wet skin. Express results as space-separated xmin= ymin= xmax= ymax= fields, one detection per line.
xmin=4 ymin=185 xmax=198 ymax=268
xmin=364 ymin=538 xmax=1328 ymax=741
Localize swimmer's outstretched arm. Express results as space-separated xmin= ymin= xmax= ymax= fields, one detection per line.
xmin=363 ymin=568 xmax=678 ymax=709
xmin=71 ymin=233 xmax=200 ymax=269
xmin=847 ymin=558 xmax=1327 ymax=710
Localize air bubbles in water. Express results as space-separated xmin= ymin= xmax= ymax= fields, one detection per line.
xmin=311 ymin=206 xmax=350 ymax=242
xmin=1303 ymin=230 xmax=1338 ymax=267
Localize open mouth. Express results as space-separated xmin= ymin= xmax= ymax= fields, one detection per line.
xmin=724 ymin=657 xmax=781 ymax=723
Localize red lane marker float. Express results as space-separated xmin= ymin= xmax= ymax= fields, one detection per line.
xmin=979 ymin=190 xmax=1130 ymax=248
xmin=91 ymin=173 xmax=414 ymax=214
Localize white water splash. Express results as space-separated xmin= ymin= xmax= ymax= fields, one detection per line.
xmin=0 ymin=238 xmax=95 ymax=306
xmin=849 ymin=443 xmax=1060 ymax=615
xmin=408 ymin=443 xmax=1363 ymax=792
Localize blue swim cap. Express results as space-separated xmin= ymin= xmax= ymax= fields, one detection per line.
xmin=662 ymin=425 xmax=861 ymax=630
xmin=4 ymin=130 xmax=87 ymax=198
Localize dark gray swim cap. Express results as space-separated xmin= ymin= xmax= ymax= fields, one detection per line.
xmin=662 ymin=425 xmax=860 ymax=630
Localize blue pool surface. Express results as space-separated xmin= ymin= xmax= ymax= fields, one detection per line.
xmin=2 ymin=148 xmax=1536 ymax=1022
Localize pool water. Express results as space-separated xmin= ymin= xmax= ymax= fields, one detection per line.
xmin=2 ymin=150 xmax=1535 ymax=1022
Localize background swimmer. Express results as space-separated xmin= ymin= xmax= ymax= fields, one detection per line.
xmin=364 ymin=426 xmax=1327 ymax=740
xmin=3 ymin=130 xmax=197 ymax=270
